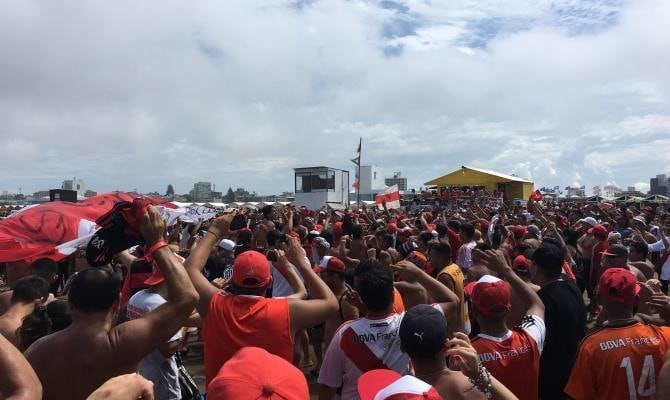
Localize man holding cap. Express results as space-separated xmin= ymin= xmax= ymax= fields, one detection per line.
xmin=565 ymin=268 xmax=670 ymax=399
xmin=184 ymin=215 xmax=338 ymax=386
xmin=316 ymin=256 xmax=359 ymax=348
xmin=398 ymin=304 xmax=518 ymax=399
xmin=469 ymin=249 xmax=546 ymax=400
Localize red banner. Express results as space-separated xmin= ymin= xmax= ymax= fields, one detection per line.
xmin=0 ymin=192 xmax=171 ymax=263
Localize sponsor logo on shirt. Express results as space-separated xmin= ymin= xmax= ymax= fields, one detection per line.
xmin=598 ymin=336 xmax=662 ymax=351
xmin=478 ymin=345 xmax=532 ymax=362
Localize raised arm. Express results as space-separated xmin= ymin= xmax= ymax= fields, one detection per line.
xmin=110 ymin=207 xmax=199 ymax=367
xmin=476 ymin=249 xmax=544 ymax=319
xmin=285 ymin=236 xmax=338 ymax=336
xmin=0 ymin=334 xmax=42 ymax=400
xmin=183 ymin=215 xmax=233 ymax=318
xmin=274 ymin=249 xmax=307 ymax=300
xmin=393 ymin=260 xmax=460 ymax=327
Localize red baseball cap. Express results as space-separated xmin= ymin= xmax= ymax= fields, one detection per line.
xmin=333 ymin=221 xmax=344 ymax=236
xmin=464 ymin=275 xmax=511 ymax=316
xmin=598 ymin=268 xmax=639 ymax=304
xmin=232 ymin=251 xmax=271 ymax=289
xmin=512 ymin=225 xmax=527 ymax=237
xmin=357 ymin=369 xmax=442 ymax=400
xmin=512 ymin=255 xmax=531 ymax=274
xmin=588 ymin=224 xmax=608 ymax=239
xmin=314 ymin=255 xmax=346 ymax=274
xmin=387 ymin=223 xmax=400 ymax=234
xmin=207 ymin=347 xmax=308 ymax=400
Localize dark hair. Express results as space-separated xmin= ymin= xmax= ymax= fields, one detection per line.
xmin=262 ymin=205 xmax=274 ymax=218
xmin=18 ymin=299 xmax=72 ymax=351
xmin=562 ymin=228 xmax=579 ymax=247
xmin=418 ymin=231 xmax=433 ymax=245
xmin=532 ymin=242 xmax=564 ymax=278
xmin=351 ymin=224 xmax=363 ymax=240
xmin=447 ymin=220 xmax=461 ymax=231
xmin=354 ymin=260 xmax=394 ymax=312
xmin=320 ymin=231 xmax=335 ymax=248
xmin=31 ymin=258 xmax=58 ymax=282
xmin=435 ymin=224 xmax=448 ymax=237
xmin=11 ymin=276 xmax=50 ymax=304
xmin=460 ymin=223 xmax=475 ymax=240
xmin=68 ymin=267 xmax=122 ymax=313
xmin=542 ymin=236 xmax=563 ymax=249
xmin=266 ymin=230 xmax=285 ymax=247
xmin=428 ymin=241 xmax=451 ymax=261
xmin=630 ymin=241 xmax=649 ymax=258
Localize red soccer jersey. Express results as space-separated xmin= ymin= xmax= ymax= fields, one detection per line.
xmin=565 ymin=321 xmax=670 ymax=400
xmin=471 ymin=315 xmax=545 ymax=400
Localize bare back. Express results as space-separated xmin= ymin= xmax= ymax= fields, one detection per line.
xmin=25 ymin=326 xmax=140 ymax=400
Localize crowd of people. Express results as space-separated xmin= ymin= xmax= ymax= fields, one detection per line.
xmin=1 ymin=197 xmax=670 ymax=399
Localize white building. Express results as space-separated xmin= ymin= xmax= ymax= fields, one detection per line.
xmin=358 ymin=165 xmax=386 ymax=201
xmin=294 ymin=166 xmax=350 ymax=210
xmin=192 ymin=182 xmax=213 ymax=202
xmin=61 ymin=178 xmax=88 ymax=197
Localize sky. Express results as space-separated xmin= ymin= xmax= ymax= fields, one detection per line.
xmin=1 ymin=0 xmax=669 ymax=196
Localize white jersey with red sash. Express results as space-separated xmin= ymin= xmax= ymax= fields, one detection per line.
xmin=318 ymin=304 xmax=443 ymax=399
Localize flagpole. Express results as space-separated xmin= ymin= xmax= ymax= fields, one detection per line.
xmin=357 ymin=163 xmax=360 ymax=208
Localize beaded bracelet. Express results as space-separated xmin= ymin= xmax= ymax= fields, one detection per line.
xmin=469 ymin=363 xmax=494 ymax=399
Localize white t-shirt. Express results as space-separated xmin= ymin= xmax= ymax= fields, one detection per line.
xmin=318 ymin=305 xmax=443 ymax=399
xmin=648 ymin=238 xmax=670 ymax=280
xmin=127 ymin=290 xmax=182 ymax=400
xmin=457 ymin=240 xmax=477 ymax=269
xmin=270 ymin=256 xmax=309 ymax=298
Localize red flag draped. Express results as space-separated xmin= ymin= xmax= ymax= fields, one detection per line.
xmin=0 ymin=192 xmax=172 ymax=263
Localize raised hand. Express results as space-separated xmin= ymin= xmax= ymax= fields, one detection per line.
xmin=139 ymin=206 xmax=166 ymax=246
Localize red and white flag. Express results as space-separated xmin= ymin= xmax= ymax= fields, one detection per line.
xmin=376 ymin=185 xmax=400 ymax=210
xmin=0 ymin=192 xmax=173 ymax=263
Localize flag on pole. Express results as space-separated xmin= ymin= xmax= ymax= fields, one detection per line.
xmin=351 ymin=137 xmax=361 ymax=189
xmin=351 ymin=137 xmax=361 ymax=166
xmin=376 ymin=185 xmax=400 ymax=210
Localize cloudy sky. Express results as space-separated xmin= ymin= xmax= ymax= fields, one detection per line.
xmin=1 ymin=0 xmax=669 ymax=196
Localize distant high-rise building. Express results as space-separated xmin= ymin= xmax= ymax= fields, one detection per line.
xmin=191 ymin=181 xmax=213 ymax=202
xmin=651 ymin=174 xmax=668 ymax=196
xmin=385 ymin=171 xmax=408 ymax=191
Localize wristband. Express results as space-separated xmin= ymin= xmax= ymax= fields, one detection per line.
xmin=146 ymin=240 xmax=169 ymax=258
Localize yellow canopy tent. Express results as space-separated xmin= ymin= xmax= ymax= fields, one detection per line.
xmin=424 ymin=165 xmax=534 ymax=200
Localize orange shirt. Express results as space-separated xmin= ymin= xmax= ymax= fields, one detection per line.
xmin=471 ymin=316 xmax=544 ymax=400
xmin=565 ymin=321 xmax=670 ymax=400
xmin=202 ymin=293 xmax=293 ymax=385
xmin=392 ymin=287 xmax=405 ymax=313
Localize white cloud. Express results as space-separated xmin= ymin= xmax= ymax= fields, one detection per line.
xmin=0 ymin=0 xmax=669 ymax=195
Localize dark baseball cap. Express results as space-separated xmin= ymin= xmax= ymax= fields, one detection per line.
xmin=399 ymin=304 xmax=447 ymax=358
xmin=602 ymin=244 xmax=629 ymax=258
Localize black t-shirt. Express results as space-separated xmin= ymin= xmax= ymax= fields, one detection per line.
xmin=537 ymin=277 xmax=586 ymax=399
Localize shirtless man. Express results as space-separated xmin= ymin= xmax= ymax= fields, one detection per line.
xmin=25 ymin=206 xmax=198 ymax=400
xmin=255 ymin=205 xmax=276 ymax=250
xmin=0 ymin=276 xmax=49 ymax=347
xmin=316 ymin=256 xmax=359 ymax=347
xmin=0 ymin=258 xmax=57 ymax=315
xmin=628 ymin=241 xmax=655 ymax=279
xmin=0 ymin=333 xmax=42 ymax=400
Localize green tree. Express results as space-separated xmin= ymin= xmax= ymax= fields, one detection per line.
xmin=166 ymin=184 xmax=175 ymax=197
xmin=224 ymin=187 xmax=235 ymax=203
